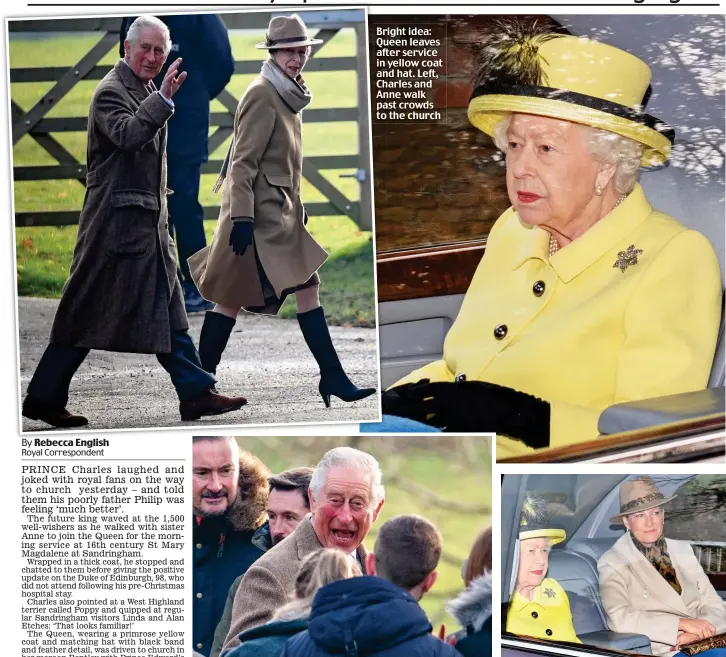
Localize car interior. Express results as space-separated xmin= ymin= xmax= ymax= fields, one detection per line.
xmin=376 ymin=14 xmax=725 ymax=439
xmin=502 ymin=474 xmax=726 ymax=656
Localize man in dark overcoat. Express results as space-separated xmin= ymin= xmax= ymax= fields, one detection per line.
xmin=119 ymin=14 xmax=234 ymax=313
xmin=22 ymin=15 xmax=246 ymax=428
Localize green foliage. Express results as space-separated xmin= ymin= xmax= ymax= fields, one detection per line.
xmin=234 ymin=437 xmax=493 ymax=630
xmin=16 ymin=214 xmax=374 ymax=326
xmin=11 ymin=29 xmax=374 ymax=325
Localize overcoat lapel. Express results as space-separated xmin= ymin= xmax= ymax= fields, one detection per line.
xmin=615 ymin=535 xmax=689 ymax=615
xmin=115 ymin=60 xmax=151 ymax=102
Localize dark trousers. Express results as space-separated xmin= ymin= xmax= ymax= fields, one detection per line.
xmin=167 ymin=159 xmax=205 ymax=281
xmin=26 ymin=330 xmax=216 ymax=406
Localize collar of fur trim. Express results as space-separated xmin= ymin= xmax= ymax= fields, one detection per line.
xmin=224 ymin=456 xmax=269 ymax=532
xmin=446 ymin=571 xmax=493 ymax=631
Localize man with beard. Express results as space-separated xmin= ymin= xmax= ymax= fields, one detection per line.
xmin=210 ymin=466 xmax=314 ymax=657
xmin=193 ymin=436 xmax=269 ymax=656
xmin=284 ymin=514 xmax=461 ymax=657
xmin=221 ymin=447 xmax=384 ymax=653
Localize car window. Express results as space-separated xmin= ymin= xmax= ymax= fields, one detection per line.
xmin=369 ymin=14 xmax=564 ymax=255
xmin=665 ymin=475 xmax=726 ymax=585
xmin=503 ymin=473 xmax=726 ymax=657
xmin=503 ymin=474 xmax=623 ymax=546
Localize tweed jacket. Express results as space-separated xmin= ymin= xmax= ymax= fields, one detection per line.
xmin=50 ymin=61 xmax=187 ymax=353
xmin=189 ymin=74 xmax=327 ymax=314
xmin=598 ymin=534 xmax=726 ymax=656
xmin=394 ymin=184 xmax=722 ymax=456
xmin=221 ymin=517 xmax=367 ymax=653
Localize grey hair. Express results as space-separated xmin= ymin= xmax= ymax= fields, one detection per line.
xmin=192 ymin=435 xmax=237 ymax=445
xmin=192 ymin=436 xmax=239 ymax=456
xmin=309 ymin=446 xmax=385 ymax=507
xmin=126 ymin=15 xmax=171 ymax=55
xmin=492 ymin=115 xmax=643 ymax=195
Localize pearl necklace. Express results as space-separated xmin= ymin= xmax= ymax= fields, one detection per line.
xmin=548 ymin=194 xmax=628 ymax=257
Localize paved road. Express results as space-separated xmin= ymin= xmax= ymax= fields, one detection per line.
xmin=18 ymin=298 xmax=380 ymax=432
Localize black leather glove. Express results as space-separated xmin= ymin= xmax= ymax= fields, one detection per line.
xmin=405 ymin=380 xmax=551 ymax=449
xmin=229 ymin=221 xmax=254 ymax=257
xmin=381 ymin=380 xmax=432 ymax=424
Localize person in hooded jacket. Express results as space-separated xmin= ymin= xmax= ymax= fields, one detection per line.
xmin=192 ymin=436 xmax=270 ymax=656
xmin=226 ymin=548 xmax=362 ymax=657
xmin=283 ymin=514 xmax=461 ymax=657
xmin=446 ymin=528 xmax=493 ymax=657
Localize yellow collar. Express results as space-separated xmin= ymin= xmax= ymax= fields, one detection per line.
xmin=510 ymin=183 xmax=652 ymax=282
xmin=510 ymin=582 xmax=547 ymax=611
xmin=510 ymin=579 xmax=566 ymax=611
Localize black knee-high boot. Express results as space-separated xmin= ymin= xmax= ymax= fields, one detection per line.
xmin=198 ymin=311 xmax=236 ymax=375
xmin=297 ymin=306 xmax=376 ymax=407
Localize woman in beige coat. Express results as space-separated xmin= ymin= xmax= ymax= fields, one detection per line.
xmin=598 ymin=477 xmax=726 ymax=656
xmin=189 ymin=15 xmax=374 ymax=407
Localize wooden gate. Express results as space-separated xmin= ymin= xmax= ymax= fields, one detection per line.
xmin=9 ymin=9 xmax=372 ymax=230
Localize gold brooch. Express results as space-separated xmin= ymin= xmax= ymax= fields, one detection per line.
xmin=613 ymin=245 xmax=644 ymax=273
xmin=544 ymin=587 xmax=556 ymax=599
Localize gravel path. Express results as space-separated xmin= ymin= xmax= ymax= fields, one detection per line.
xmin=18 ymin=297 xmax=380 ymax=432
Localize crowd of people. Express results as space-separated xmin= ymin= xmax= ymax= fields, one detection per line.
xmin=192 ymin=437 xmax=493 ymax=657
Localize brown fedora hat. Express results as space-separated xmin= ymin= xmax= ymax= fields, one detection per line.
xmin=610 ymin=476 xmax=677 ymax=524
xmin=256 ymin=14 xmax=324 ymax=50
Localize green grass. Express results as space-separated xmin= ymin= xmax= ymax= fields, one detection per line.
xmin=233 ymin=437 xmax=493 ymax=630
xmin=16 ymin=214 xmax=374 ymax=326
xmin=11 ymin=29 xmax=373 ymax=325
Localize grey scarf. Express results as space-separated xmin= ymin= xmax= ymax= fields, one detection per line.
xmin=213 ymin=58 xmax=312 ymax=194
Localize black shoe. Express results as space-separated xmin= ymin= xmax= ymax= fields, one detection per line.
xmin=22 ymin=395 xmax=88 ymax=428
xmin=297 ymin=306 xmax=376 ymax=407
xmin=183 ymin=280 xmax=214 ymax=313
xmin=198 ymin=311 xmax=237 ymax=375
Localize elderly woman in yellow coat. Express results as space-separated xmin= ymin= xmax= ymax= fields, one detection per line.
xmin=506 ymin=495 xmax=581 ymax=643
xmin=379 ymin=23 xmax=721 ymax=456
xmin=598 ymin=476 xmax=726 ymax=657
xmin=189 ymin=15 xmax=375 ymax=407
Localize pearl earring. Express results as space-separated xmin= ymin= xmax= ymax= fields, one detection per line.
xmin=595 ymin=183 xmax=603 ymax=196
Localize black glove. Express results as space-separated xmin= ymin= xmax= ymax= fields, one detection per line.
xmin=229 ymin=221 xmax=254 ymax=257
xmin=381 ymin=380 xmax=432 ymax=424
xmin=406 ymin=380 xmax=550 ymax=449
